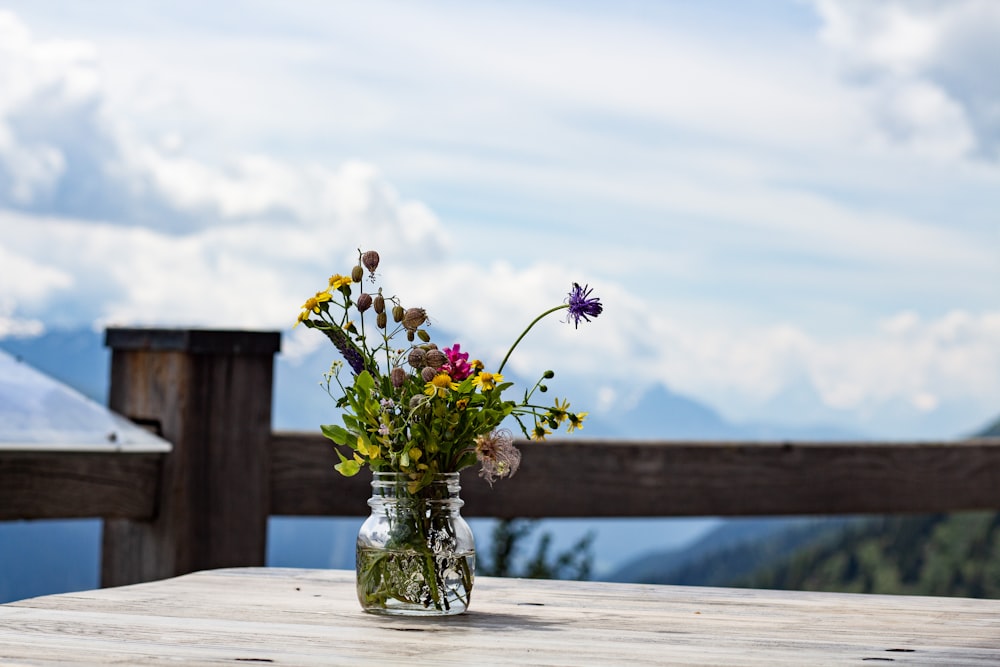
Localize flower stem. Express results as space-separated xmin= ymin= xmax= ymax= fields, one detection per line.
xmin=497 ymin=304 xmax=568 ymax=374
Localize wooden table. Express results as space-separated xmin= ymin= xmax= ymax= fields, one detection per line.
xmin=1 ymin=568 xmax=999 ymax=665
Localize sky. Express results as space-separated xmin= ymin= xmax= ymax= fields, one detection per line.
xmin=0 ymin=0 xmax=998 ymax=439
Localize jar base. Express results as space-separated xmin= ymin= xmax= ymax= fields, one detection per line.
xmin=356 ymin=547 xmax=475 ymax=616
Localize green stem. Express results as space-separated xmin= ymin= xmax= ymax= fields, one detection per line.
xmin=497 ymin=304 xmax=568 ymax=374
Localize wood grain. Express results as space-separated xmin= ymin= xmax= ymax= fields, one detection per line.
xmin=101 ymin=329 xmax=280 ymax=587
xmin=2 ymin=567 xmax=998 ymax=665
xmin=0 ymin=451 xmax=161 ymax=520
xmin=271 ymin=433 xmax=1000 ymax=518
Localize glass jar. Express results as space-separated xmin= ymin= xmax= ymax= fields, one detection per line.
xmin=356 ymin=472 xmax=475 ymax=615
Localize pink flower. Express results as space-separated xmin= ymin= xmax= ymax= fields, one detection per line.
xmin=442 ymin=343 xmax=472 ymax=380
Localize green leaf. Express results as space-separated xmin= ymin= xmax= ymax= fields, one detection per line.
xmin=356 ymin=370 xmax=375 ymax=393
xmin=321 ymin=423 xmax=351 ymax=445
xmin=342 ymin=414 xmax=363 ymax=432
xmin=334 ymin=449 xmax=362 ymax=477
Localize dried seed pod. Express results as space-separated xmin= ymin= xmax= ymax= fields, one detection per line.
xmin=376 ymin=312 xmax=388 ymax=329
xmin=391 ymin=367 xmax=407 ymax=388
xmin=402 ymin=308 xmax=427 ymax=331
xmin=407 ymin=348 xmax=426 ymax=368
xmin=424 ymin=349 xmax=447 ymax=368
xmin=421 ymin=366 xmax=437 ymax=382
xmin=351 ymin=265 xmax=364 ymax=283
xmin=406 ymin=330 xmax=415 ymax=342
xmin=362 ymin=250 xmax=380 ymax=274
xmin=373 ymin=294 xmax=385 ymax=314
xmin=356 ymin=293 xmax=372 ymax=313
xmin=392 ymin=305 xmax=405 ymax=322
xmin=409 ymin=395 xmax=424 ymax=410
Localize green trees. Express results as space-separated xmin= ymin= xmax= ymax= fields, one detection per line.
xmin=747 ymin=512 xmax=1000 ymax=598
xmin=478 ymin=519 xmax=594 ymax=580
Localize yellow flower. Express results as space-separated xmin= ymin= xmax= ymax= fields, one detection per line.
xmin=531 ymin=422 xmax=551 ymax=441
xmin=470 ymin=359 xmax=484 ymax=372
xmin=472 ymin=371 xmax=504 ymax=392
xmin=549 ymin=397 xmax=570 ymax=425
xmin=294 ymin=291 xmax=332 ymax=327
xmin=566 ymin=412 xmax=588 ymax=433
xmin=356 ymin=436 xmax=380 ymax=459
xmin=328 ymin=273 xmax=353 ymax=290
xmin=424 ymin=373 xmax=458 ymax=398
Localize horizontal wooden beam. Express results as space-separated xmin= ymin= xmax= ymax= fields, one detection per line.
xmin=270 ymin=433 xmax=1000 ymax=518
xmin=10 ymin=435 xmax=1000 ymax=522
xmin=270 ymin=432 xmax=368 ymax=516
xmin=0 ymin=452 xmax=162 ymax=521
xmin=105 ymin=328 xmax=281 ymax=356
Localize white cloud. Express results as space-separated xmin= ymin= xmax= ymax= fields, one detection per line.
xmin=0 ymin=239 xmax=73 ymax=302
xmin=0 ymin=10 xmax=453 ymax=250
xmin=0 ymin=301 xmax=43 ymax=339
xmin=816 ymin=0 xmax=1000 ymax=159
xmin=651 ymin=309 xmax=1000 ymax=438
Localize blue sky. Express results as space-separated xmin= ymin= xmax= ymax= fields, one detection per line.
xmin=0 ymin=1 xmax=998 ymax=438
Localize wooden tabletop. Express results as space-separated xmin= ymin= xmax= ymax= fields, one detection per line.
xmin=1 ymin=568 xmax=999 ymax=666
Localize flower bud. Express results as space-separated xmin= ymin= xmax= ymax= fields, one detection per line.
xmin=374 ymin=294 xmax=385 ymax=314
xmin=421 ymin=366 xmax=437 ymax=382
xmin=543 ymin=370 xmax=555 ymax=379
xmin=376 ymin=312 xmax=388 ymax=329
xmin=417 ymin=329 xmax=430 ymax=343
xmin=424 ymin=349 xmax=446 ymax=368
xmin=391 ymin=367 xmax=406 ymax=388
xmin=407 ymin=330 xmax=415 ymax=342
xmin=356 ymin=293 xmax=372 ymax=313
xmin=402 ymin=308 xmax=427 ymax=331
xmin=409 ymin=395 xmax=424 ymax=410
xmin=362 ymin=250 xmax=380 ymax=274
xmin=392 ymin=305 xmax=404 ymax=322
xmin=351 ymin=265 xmax=364 ymax=283
xmin=407 ymin=348 xmax=426 ymax=368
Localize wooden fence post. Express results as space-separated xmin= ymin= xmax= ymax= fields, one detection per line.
xmin=101 ymin=328 xmax=281 ymax=588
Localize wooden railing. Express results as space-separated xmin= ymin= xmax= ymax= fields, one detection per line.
xmin=2 ymin=328 xmax=999 ymax=588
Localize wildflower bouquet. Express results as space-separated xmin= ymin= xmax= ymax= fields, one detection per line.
xmin=296 ymin=249 xmax=602 ymax=614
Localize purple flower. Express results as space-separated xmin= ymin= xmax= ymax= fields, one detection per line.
xmin=321 ymin=327 xmax=368 ymax=375
xmin=566 ymin=282 xmax=603 ymax=329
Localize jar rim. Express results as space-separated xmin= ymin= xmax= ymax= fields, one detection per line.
xmin=371 ymin=471 xmax=460 ymax=480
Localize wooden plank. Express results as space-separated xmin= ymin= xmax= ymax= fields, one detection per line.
xmin=0 ymin=451 xmax=161 ymax=521
xmin=271 ymin=432 xmax=1000 ymax=517
xmin=2 ymin=568 xmax=998 ymax=665
xmin=105 ymin=328 xmax=281 ymax=356
xmin=101 ymin=330 xmax=279 ymax=587
xmin=270 ymin=431 xmax=369 ymax=515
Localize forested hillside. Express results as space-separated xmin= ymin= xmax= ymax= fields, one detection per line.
xmin=980 ymin=417 xmax=1000 ymax=437
xmin=744 ymin=512 xmax=1000 ymax=598
xmin=738 ymin=417 xmax=1000 ymax=598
